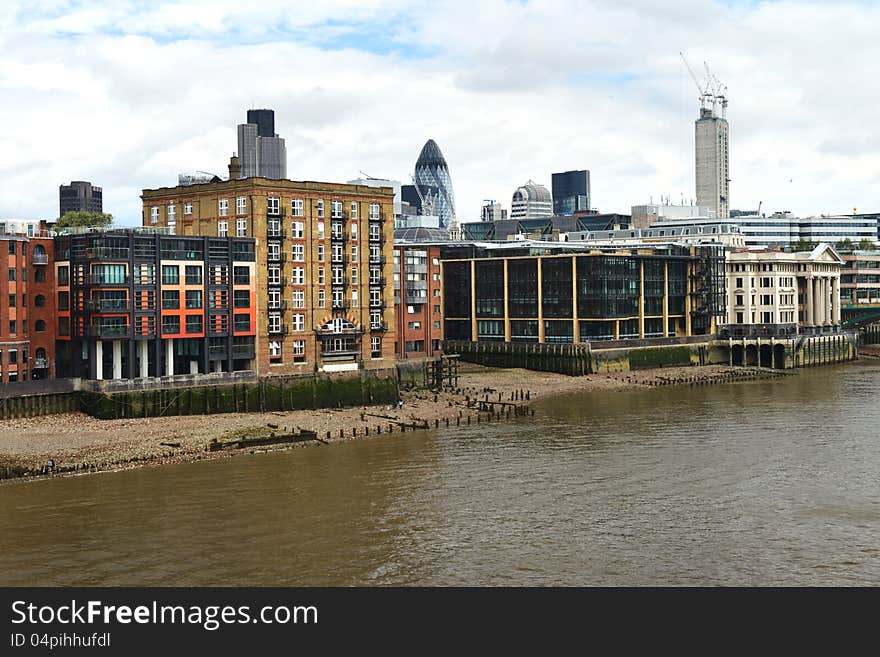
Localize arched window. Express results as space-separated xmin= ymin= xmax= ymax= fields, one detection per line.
xmin=34 ymin=244 xmax=46 ymax=256
xmin=35 ymin=347 xmax=46 ymax=359
xmin=35 ymin=319 xmax=46 ymax=332
xmin=34 ymin=294 xmax=46 ymax=307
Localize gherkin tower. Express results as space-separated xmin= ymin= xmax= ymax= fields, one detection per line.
xmin=413 ymin=139 xmax=455 ymax=228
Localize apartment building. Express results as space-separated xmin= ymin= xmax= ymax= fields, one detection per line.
xmin=393 ymin=243 xmax=443 ymax=358
xmin=141 ymin=157 xmax=397 ymax=374
xmin=54 ymin=229 xmax=257 ymax=380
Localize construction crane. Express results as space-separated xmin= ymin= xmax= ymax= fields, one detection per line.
xmin=680 ymin=51 xmax=712 ymax=110
xmin=703 ymin=61 xmax=728 ymax=118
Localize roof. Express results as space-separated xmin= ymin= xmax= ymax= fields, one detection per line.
xmin=415 ymin=139 xmax=448 ymax=169
xmin=394 ymin=226 xmax=450 ymax=242
xmin=513 ymin=180 xmax=552 ymax=203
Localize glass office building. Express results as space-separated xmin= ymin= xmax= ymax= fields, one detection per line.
xmin=413 ymin=139 xmax=456 ymax=228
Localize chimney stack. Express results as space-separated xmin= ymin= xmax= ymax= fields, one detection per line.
xmin=228 ymin=154 xmax=242 ymax=180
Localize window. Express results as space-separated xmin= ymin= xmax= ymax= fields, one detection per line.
xmin=370 ymin=310 xmax=382 ymax=329
xmin=332 ymin=244 xmax=343 ymax=262
xmin=434 ymin=305 xmax=440 ymax=314
xmin=8 ymin=268 xmax=14 ymax=281
xmin=293 ymin=340 xmax=305 ymax=356
xmin=408 ymin=321 xmax=421 ymax=330
xmin=736 ymin=312 xmax=744 ymax=323
xmin=292 ymin=244 xmax=304 ymax=262
xmin=236 ymin=196 xmax=246 ymax=214
xmin=292 ymin=267 xmax=304 ymax=285
xmin=218 ymin=220 xmax=228 ymax=237
xmin=318 ymin=267 xmax=325 ymax=285
xmin=234 ymin=314 xmax=250 ymax=332
xmin=150 ymin=207 xmax=159 ymax=223
xmin=317 ymin=200 xmax=325 ymax=218
xmin=186 ymin=315 xmax=203 ymax=334
xmin=371 ymin=336 xmax=381 ymax=356
xmin=268 ymin=313 xmax=281 ymax=333
xmin=8 ymin=349 xmax=17 ymax=363
xmin=184 ymin=202 xmax=193 ymax=215
xmin=292 ymin=314 xmax=305 ymax=332
xmin=162 ymin=265 xmax=179 ymax=285
xmin=268 ymin=242 xmax=281 ymax=261
xmin=291 ymin=221 xmax=304 ymax=238
xmin=268 ymin=266 xmax=281 ymax=285
xmin=162 ymin=290 xmax=180 ymax=309
xmin=369 ymin=203 xmax=380 ymax=220
xmin=351 ymin=268 xmax=358 ymax=285
xmin=318 ymin=244 xmax=325 ymax=262
xmin=369 ymin=224 xmax=381 ymax=241
xmin=291 ymin=198 xmax=304 ymax=217
xmin=267 ymin=197 xmax=280 ymax=214
xmin=7 ymin=242 xmax=15 ymax=254
xmin=219 ymin=199 xmax=228 ymax=216
xmin=162 ymin=315 xmax=180 ymax=334
xmin=234 ymin=266 xmax=250 ymax=285
xmin=433 ymin=321 xmax=441 ymax=330
xmin=331 ymin=200 xmax=343 ymax=218
xmin=234 ymin=290 xmax=250 ymax=308
xmin=317 ymin=222 xmax=325 ymax=239
xmin=318 ymin=289 xmax=326 ymax=308
xmin=370 ymin=268 xmax=380 ymax=285
xmin=268 ymin=289 xmax=282 ymax=309
xmin=332 ymin=267 xmax=344 ymax=285
xmin=57 ymin=292 xmax=69 ymax=310
xmin=351 ymin=202 xmax=358 ymax=220
xmin=370 ymin=289 xmax=381 ymax=306
xmin=185 ymin=290 xmax=203 ymax=309
xmin=35 ymin=319 xmax=47 ymax=332
xmin=735 ymin=294 xmax=743 ymax=306
xmin=269 ymin=341 xmax=281 ymax=357
xmin=351 ymin=289 xmax=358 ymax=305
xmin=167 ymin=203 xmax=175 ymax=220
xmin=8 ymin=294 xmax=15 ymax=308
xmin=292 ymin=290 xmax=305 ymax=308
xmin=351 ymin=223 xmax=358 ymax=240
xmin=184 ymin=266 xmax=202 ymax=285
xmin=236 ymin=218 xmax=247 ymax=237
xmin=35 ymin=269 xmax=45 ymax=282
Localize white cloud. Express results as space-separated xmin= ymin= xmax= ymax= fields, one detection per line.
xmin=1 ymin=0 xmax=879 ymax=224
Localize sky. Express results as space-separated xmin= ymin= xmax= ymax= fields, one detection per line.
xmin=2 ymin=0 xmax=880 ymax=225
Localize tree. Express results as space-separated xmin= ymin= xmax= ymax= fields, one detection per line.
xmin=835 ymin=238 xmax=854 ymax=251
xmin=858 ymin=239 xmax=876 ymax=251
xmin=56 ymin=211 xmax=113 ymax=230
xmin=791 ymin=239 xmax=817 ymax=252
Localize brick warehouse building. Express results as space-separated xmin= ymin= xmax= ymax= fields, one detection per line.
xmin=393 ymin=242 xmax=444 ymax=358
xmin=0 ymin=221 xmax=55 ymax=382
xmin=141 ymin=157 xmax=397 ymax=375
xmin=54 ymin=228 xmax=257 ymax=379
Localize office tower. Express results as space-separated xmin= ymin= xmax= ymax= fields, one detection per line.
xmin=236 ymin=109 xmax=287 ymax=179
xmin=413 ymin=139 xmax=455 ymax=228
xmin=551 ymin=170 xmax=590 ymax=215
xmin=510 ymin=181 xmax=553 ymax=220
xmin=59 ymin=181 xmax=102 ymax=216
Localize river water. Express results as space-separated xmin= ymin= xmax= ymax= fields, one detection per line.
xmin=2 ymin=362 xmax=879 ymax=586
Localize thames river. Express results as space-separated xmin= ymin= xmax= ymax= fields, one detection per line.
xmin=2 ymin=362 xmax=879 ymax=586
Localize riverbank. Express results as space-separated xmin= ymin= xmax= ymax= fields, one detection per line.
xmin=0 ymin=363 xmax=787 ymax=483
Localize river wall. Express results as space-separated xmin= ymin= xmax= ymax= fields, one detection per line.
xmin=0 ymin=369 xmax=399 ymax=421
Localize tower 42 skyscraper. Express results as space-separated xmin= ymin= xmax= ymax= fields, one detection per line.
xmin=413 ymin=139 xmax=455 ymax=228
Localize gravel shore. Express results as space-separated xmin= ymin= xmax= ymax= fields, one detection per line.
xmin=0 ymin=363 xmax=782 ymax=482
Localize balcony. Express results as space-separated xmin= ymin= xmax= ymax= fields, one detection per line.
xmin=86 ymin=247 xmax=130 ymax=260
xmin=369 ymin=277 xmax=386 ymax=287
xmin=232 ymin=344 xmax=255 ymax=358
xmin=88 ymin=324 xmax=131 ymax=338
xmin=33 ymin=357 xmax=49 ymax=369
xmin=369 ymin=301 xmax=387 ymax=310
xmin=369 ymin=212 xmax=385 ymax=223
xmin=331 ymin=256 xmax=350 ymax=266
xmin=31 ymin=253 xmax=49 ymax=265
xmin=268 ymin=324 xmax=289 ymax=336
xmin=331 ymin=301 xmax=351 ymax=311
xmin=89 ymin=275 xmax=130 ymax=285
xmin=267 ymin=228 xmax=286 ymax=239
xmin=370 ymin=322 xmax=388 ymax=332
xmin=330 ymin=232 xmax=349 ymax=243
xmin=267 ymin=252 xmax=287 ymax=263
xmin=369 ymin=255 xmax=387 ymax=265
xmin=267 ymin=300 xmax=288 ymax=311
xmin=87 ymin=299 xmax=130 ymax=312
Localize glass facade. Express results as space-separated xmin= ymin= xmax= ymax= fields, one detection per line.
xmin=414 ymin=139 xmax=455 ymax=228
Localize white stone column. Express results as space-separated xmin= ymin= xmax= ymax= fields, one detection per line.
xmin=165 ymin=338 xmax=174 ymax=376
xmin=833 ymin=277 xmax=841 ymax=324
xmin=806 ymin=277 xmax=814 ymax=325
xmin=213 ymin=360 xmax=222 ymax=373
xmin=813 ymin=276 xmax=823 ymax=326
xmin=189 ymin=360 xmax=199 ymax=375
xmin=112 ymin=341 xmax=122 ymax=379
xmin=139 ymin=341 xmax=149 ymax=378
xmin=825 ymin=277 xmax=833 ymax=325
xmin=95 ymin=340 xmax=104 ymax=380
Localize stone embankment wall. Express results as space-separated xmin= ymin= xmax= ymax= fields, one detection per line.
xmin=80 ymin=369 xmax=399 ymax=420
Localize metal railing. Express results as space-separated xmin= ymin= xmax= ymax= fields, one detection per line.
xmin=31 ymin=253 xmax=49 ymax=265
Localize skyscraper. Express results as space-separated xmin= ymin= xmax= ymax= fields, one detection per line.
xmin=236 ymin=109 xmax=287 ymax=179
xmin=551 ymin=170 xmax=590 ymax=215
xmin=695 ymin=107 xmax=729 ymax=219
xmin=59 ymin=181 xmax=102 ymax=216
xmin=413 ymin=139 xmax=455 ymax=228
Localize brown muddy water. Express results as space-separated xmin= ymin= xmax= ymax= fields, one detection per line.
xmin=1 ymin=362 xmax=878 ymax=585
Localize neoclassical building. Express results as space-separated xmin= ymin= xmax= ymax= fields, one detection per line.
xmin=722 ymin=243 xmax=844 ymax=337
